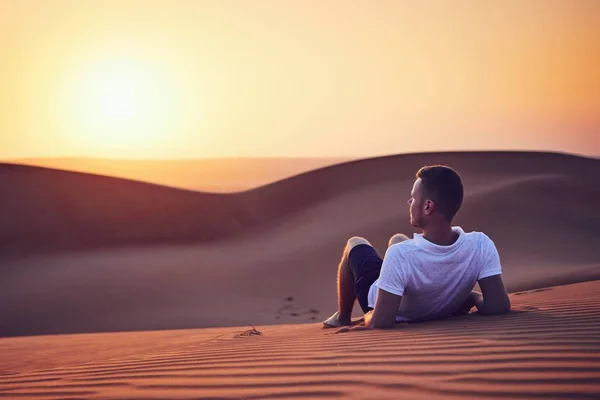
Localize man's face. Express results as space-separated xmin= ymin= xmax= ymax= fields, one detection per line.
xmin=408 ymin=179 xmax=424 ymax=228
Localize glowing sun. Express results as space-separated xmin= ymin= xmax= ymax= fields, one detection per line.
xmin=59 ymin=54 xmax=183 ymax=157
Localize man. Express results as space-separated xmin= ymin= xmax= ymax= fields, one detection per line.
xmin=323 ymin=165 xmax=511 ymax=329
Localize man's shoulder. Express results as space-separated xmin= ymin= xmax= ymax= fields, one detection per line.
xmin=461 ymin=230 xmax=498 ymax=254
xmin=462 ymin=230 xmax=494 ymax=244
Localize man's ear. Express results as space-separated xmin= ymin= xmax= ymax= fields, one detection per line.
xmin=423 ymin=199 xmax=435 ymax=216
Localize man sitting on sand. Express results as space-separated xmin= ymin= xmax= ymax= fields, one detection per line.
xmin=324 ymin=165 xmax=511 ymax=329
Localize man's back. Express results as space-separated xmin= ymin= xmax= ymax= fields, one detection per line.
xmin=367 ymin=227 xmax=502 ymax=322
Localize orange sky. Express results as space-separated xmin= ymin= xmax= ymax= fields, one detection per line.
xmin=1 ymin=0 xmax=599 ymax=159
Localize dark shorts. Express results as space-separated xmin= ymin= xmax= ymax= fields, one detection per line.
xmin=348 ymin=244 xmax=383 ymax=313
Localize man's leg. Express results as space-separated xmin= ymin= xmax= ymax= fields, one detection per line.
xmin=388 ymin=233 xmax=409 ymax=247
xmin=324 ymin=236 xmax=372 ymax=327
xmin=337 ymin=237 xmax=372 ymax=323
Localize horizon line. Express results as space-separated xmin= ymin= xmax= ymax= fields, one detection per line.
xmin=2 ymin=149 xmax=598 ymax=163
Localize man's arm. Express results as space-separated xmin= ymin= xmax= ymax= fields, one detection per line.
xmin=364 ymin=288 xmax=402 ymax=329
xmin=451 ymin=291 xmax=479 ymax=316
xmin=475 ymin=274 xmax=511 ymax=315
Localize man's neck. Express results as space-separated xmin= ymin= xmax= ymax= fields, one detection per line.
xmin=422 ymin=224 xmax=458 ymax=246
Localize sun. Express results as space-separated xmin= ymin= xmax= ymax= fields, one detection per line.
xmin=58 ymin=54 xmax=183 ymax=157
xmin=99 ymin=83 xmax=138 ymax=119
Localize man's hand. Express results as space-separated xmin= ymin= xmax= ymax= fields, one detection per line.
xmin=363 ymin=310 xmax=374 ymax=327
xmin=334 ymin=312 xmax=375 ymax=333
xmin=472 ymin=291 xmax=485 ymax=311
xmin=451 ymin=291 xmax=480 ymax=316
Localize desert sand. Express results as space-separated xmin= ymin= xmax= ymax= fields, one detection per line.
xmin=1 ymin=151 xmax=599 ymax=398
xmin=1 ymin=282 xmax=599 ymax=399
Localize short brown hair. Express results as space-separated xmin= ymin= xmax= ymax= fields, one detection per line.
xmin=416 ymin=165 xmax=464 ymax=222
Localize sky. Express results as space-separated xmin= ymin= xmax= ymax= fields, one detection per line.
xmin=1 ymin=0 xmax=599 ymax=160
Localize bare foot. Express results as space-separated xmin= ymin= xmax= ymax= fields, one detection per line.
xmin=322 ymin=311 xmax=351 ymax=328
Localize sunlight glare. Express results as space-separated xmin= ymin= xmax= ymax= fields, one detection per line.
xmin=58 ymin=53 xmax=187 ymax=158
xmin=100 ymin=84 xmax=137 ymax=119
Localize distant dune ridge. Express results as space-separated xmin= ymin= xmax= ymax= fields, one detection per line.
xmin=10 ymin=157 xmax=350 ymax=192
xmin=0 ymin=151 xmax=599 ymax=338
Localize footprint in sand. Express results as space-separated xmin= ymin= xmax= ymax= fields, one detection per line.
xmin=276 ymin=297 xmax=320 ymax=320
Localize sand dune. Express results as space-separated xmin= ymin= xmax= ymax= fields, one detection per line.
xmin=1 ymin=151 xmax=598 ymax=258
xmin=11 ymin=157 xmax=349 ymax=193
xmin=1 ymin=281 xmax=599 ymax=399
xmin=1 ymin=151 xmax=599 ymax=338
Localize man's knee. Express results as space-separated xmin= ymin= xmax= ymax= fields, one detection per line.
xmin=388 ymin=233 xmax=409 ymax=247
xmin=346 ymin=236 xmax=371 ymax=253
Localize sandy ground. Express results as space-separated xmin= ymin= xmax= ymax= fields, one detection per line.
xmin=1 ymin=281 xmax=599 ymax=399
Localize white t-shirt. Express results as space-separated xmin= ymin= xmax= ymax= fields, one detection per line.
xmin=367 ymin=226 xmax=502 ymax=322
